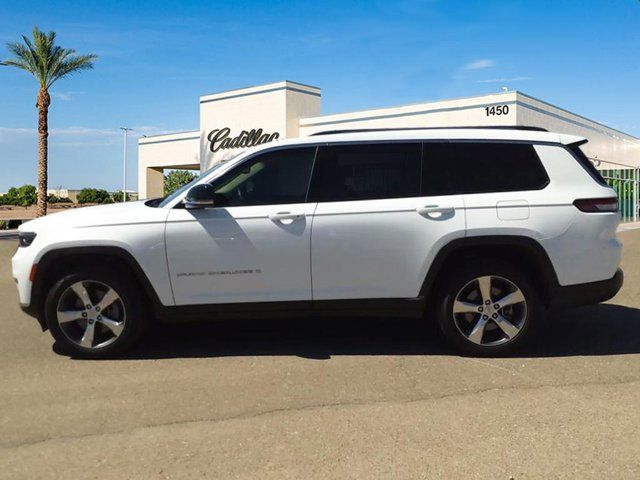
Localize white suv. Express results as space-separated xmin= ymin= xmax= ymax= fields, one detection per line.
xmin=12 ymin=128 xmax=623 ymax=357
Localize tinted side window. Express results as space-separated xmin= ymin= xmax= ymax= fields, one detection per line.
xmin=567 ymin=144 xmax=608 ymax=186
xmin=210 ymin=147 xmax=316 ymax=206
xmin=420 ymin=142 xmax=452 ymax=196
xmin=422 ymin=142 xmax=549 ymax=195
xmin=309 ymin=143 xmax=421 ymax=202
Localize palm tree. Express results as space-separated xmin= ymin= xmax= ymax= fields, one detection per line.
xmin=1 ymin=27 xmax=97 ymax=216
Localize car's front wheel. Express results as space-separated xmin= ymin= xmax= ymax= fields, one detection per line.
xmin=45 ymin=269 xmax=147 ymax=358
xmin=435 ymin=260 xmax=543 ymax=356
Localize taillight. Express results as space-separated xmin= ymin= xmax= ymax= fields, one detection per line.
xmin=29 ymin=264 xmax=38 ymax=282
xmin=573 ymin=197 xmax=619 ymax=213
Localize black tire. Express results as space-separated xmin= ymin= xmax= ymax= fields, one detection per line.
xmin=45 ymin=268 xmax=148 ymax=358
xmin=435 ymin=259 xmax=543 ymax=356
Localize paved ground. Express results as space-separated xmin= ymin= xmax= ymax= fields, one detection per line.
xmin=1 ymin=232 xmax=640 ymax=479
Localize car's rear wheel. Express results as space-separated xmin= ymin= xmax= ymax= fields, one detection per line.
xmin=435 ymin=260 xmax=542 ymax=356
xmin=45 ymin=269 xmax=147 ymax=358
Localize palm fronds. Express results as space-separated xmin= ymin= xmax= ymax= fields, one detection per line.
xmin=1 ymin=26 xmax=97 ymax=88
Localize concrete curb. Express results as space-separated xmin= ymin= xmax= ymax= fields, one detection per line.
xmin=618 ymin=222 xmax=640 ymax=232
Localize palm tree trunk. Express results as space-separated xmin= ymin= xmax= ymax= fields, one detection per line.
xmin=36 ymin=88 xmax=50 ymax=217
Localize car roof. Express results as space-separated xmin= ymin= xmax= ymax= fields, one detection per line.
xmin=250 ymin=128 xmax=585 ymax=152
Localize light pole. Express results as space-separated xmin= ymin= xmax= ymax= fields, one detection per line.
xmin=120 ymin=127 xmax=132 ymax=202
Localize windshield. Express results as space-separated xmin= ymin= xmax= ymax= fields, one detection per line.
xmin=157 ymin=159 xmax=234 ymax=208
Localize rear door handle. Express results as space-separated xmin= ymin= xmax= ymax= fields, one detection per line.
xmin=416 ymin=205 xmax=455 ymax=217
xmin=268 ymin=212 xmax=305 ymax=223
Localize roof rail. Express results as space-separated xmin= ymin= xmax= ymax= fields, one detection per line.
xmin=309 ymin=126 xmax=549 ymax=136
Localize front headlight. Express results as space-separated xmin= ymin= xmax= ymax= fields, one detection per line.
xmin=18 ymin=232 xmax=37 ymax=248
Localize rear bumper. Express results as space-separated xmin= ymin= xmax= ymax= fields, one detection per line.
xmin=20 ymin=303 xmax=37 ymax=317
xmin=551 ymin=268 xmax=623 ymax=310
xmin=20 ymin=303 xmax=47 ymax=330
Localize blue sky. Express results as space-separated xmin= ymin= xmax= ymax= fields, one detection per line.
xmin=0 ymin=0 xmax=638 ymax=192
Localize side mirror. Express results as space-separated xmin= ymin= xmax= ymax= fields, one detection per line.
xmin=184 ymin=184 xmax=216 ymax=209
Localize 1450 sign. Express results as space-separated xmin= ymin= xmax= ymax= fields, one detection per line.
xmin=485 ymin=104 xmax=510 ymax=116
xmin=207 ymin=127 xmax=280 ymax=153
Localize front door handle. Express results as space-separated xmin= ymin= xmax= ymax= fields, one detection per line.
xmin=268 ymin=212 xmax=305 ymax=224
xmin=416 ymin=205 xmax=455 ymax=218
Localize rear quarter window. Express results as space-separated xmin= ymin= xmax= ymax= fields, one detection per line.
xmin=566 ymin=144 xmax=609 ymax=186
xmin=422 ymin=142 xmax=550 ymax=196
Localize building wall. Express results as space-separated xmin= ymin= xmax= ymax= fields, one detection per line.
xmin=299 ymin=90 xmax=640 ymax=170
xmin=299 ymin=92 xmax=518 ymax=136
xmin=515 ymin=93 xmax=640 ymax=169
xmin=47 ymin=188 xmax=81 ymax=203
xmin=199 ymin=81 xmax=321 ymax=171
xmin=138 ymin=81 xmax=320 ymax=199
xmin=138 ymin=131 xmax=200 ymax=199
xmin=285 ymin=88 xmax=321 ymax=138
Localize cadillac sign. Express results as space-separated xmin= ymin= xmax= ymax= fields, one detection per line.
xmin=207 ymin=127 xmax=280 ymax=153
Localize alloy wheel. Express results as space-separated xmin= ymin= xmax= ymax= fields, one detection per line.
xmin=452 ymin=275 xmax=527 ymax=346
xmin=56 ymin=280 xmax=126 ymax=349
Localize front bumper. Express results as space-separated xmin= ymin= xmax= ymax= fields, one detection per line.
xmin=12 ymin=245 xmax=36 ymax=306
xmin=551 ymin=268 xmax=623 ymax=310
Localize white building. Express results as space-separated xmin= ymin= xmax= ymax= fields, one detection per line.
xmin=46 ymin=188 xmax=82 ymax=203
xmin=138 ymin=80 xmax=640 ymax=219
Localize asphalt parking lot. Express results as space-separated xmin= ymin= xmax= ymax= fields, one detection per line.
xmin=1 ymin=231 xmax=639 ymax=479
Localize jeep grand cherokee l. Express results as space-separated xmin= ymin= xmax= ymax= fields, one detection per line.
xmin=12 ymin=128 xmax=623 ymax=357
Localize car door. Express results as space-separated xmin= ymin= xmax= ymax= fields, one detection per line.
xmin=308 ymin=141 xmax=466 ymax=300
xmin=439 ymin=142 xmax=551 ymax=233
xmin=165 ymin=146 xmax=317 ymax=305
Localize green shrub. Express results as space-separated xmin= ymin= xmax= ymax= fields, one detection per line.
xmin=0 ymin=184 xmax=36 ymax=206
xmin=164 ymin=170 xmax=197 ymax=196
xmin=47 ymin=194 xmax=73 ymax=203
xmin=111 ymin=191 xmax=133 ymax=202
xmin=77 ymin=188 xmax=112 ymax=204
